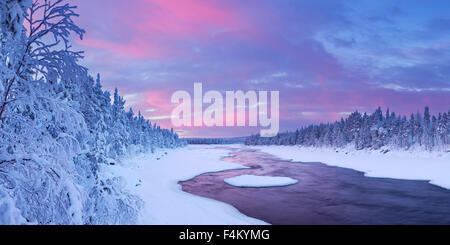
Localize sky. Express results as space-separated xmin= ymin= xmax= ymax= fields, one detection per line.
xmin=70 ymin=0 xmax=450 ymax=138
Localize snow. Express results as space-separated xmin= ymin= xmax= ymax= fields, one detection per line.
xmin=248 ymin=145 xmax=450 ymax=189
xmin=0 ymin=189 xmax=27 ymax=225
xmin=105 ymin=145 xmax=268 ymax=225
xmin=224 ymin=175 xmax=298 ymax=187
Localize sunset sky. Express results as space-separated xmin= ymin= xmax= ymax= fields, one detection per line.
xmin=71 ymin=0 xmax=450 ymax=138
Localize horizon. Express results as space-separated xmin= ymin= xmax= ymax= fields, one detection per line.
xmin=180 ymin=105 xmax=447 ymax=139
xmin=71 ymin=0 xmax=450 ymax=137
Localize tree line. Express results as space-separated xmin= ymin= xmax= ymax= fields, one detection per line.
xmin=246 ymin=107 xmax=449 ymax=151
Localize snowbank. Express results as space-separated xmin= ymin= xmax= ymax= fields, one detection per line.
xmin=105 ymin=145 xmax=267 ymax=225
xmin=248 ymin=145 xmax=450 ymax=189
xmin=224 ymin=175 xmax=298 ymax=188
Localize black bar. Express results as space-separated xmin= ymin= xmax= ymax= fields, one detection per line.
xmin=0 ymin=225 xmax=449 ymax=244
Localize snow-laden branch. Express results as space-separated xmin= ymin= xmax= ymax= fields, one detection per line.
xmin=0 ymin=0 xmax=85 ymax=120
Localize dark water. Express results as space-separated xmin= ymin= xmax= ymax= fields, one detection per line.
xmin=179 ymin=148 xmax=450 ymax=225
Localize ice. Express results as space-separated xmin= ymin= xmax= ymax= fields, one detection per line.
xmin=224 ymin=175 xmax=298 ymax=187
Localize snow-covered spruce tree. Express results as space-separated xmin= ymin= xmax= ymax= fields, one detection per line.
xmin=0 ymin=0 xmax=185 ymax=224
xmin=245 ymin=107 xmax=449 ymax=152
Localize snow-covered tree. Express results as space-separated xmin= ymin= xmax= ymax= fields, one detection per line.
xmin=0 ymin=0 xmax=185 ymax=225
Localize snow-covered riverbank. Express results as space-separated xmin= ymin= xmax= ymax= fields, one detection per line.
xmin=104 ymin=145 xmax=267 ymax=225
xmin=247 ymin=145 xmax=450 ymax=189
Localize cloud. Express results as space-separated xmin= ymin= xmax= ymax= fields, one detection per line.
xmin=70 ymin=0 xmax=450 ymax=137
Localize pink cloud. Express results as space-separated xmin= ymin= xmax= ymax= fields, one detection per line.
xmin=138 ymin=0 xmax=243 ymax=35
xmin=75 ymin=0 xmax=248 ymax=60
xmin=76 ymin=37 xmax=170 ymax=59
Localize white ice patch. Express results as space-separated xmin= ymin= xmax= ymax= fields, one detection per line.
xmin=224 ymin=175 xmax=298 ymax=187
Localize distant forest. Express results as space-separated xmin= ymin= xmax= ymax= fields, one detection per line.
xmin=187 ymin=137 xmax=245 ymax=144
xmin=245 ymin=107 xmax=449 ymax=151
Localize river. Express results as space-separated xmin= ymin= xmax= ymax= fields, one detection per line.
xmin=179 ymin=147 xmax=450 ymax=224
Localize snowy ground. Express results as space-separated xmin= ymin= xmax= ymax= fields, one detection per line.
xmin=246 ymin=145 xmax=450 ymax=189
xmin=224 ymin=175 xmax=298 ymax=188
xmin=104 ymin=145 xmax=268 ymax=225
